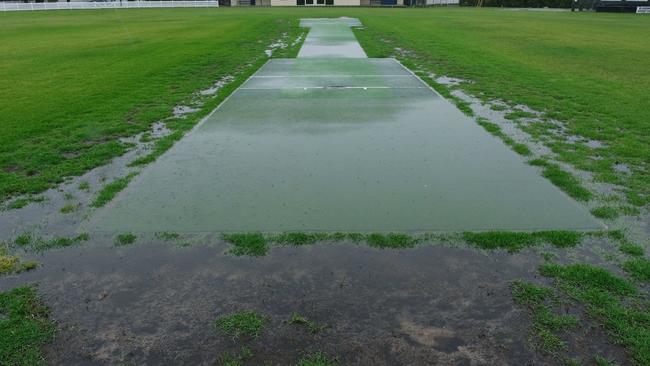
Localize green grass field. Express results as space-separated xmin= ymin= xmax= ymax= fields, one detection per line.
xmin=1 ymin=8 xmax=649 ymax=207
xmin=353 ymin=9 xmax=650 ymax=206
xmin=0 ymin=9 xmax=300 ymax=200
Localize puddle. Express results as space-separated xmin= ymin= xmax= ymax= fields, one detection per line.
xmin=1 ymin=238 xmax=629 ymax=365
xmin=0 ymin=240 xmax=546 ymax=365
xmin=435 ymin=75 xmax=467 ymax=86
xmin=88 ymin=56 xmax=600 ymax=233
xmin=198 ymin=75 xmax=235 ymax=97
xmin=613 ymin=163 xmax=631 ymax=175
xmin=172 ymin=105 xmax=200 ymax=118
xmin=80 ymin=18 xmax=605 ymax=234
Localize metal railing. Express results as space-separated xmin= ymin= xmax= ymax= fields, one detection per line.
xmin=1 ymin=1 xmax=219 ymax=12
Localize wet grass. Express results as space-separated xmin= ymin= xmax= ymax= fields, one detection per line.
xmin=91 ymin=172 xmax=138 ymax=208
xmin=529 ymin=159 xmax=592 ymax=202
xmin=590 ymin=206 xmax=619 ymax=220
xmin=272 ymin=232 xmax=330 ymax=246
xmin=12 ymin=233 xmax=89 ymax=253
xmin=0 ymin=286 xmax=55 ymax=365
xmin=365 ymin=233 xmax=419 ymax=249
xmin=504 ymin=110 xmax=537 ymax=121
xmin=1 ymin=241 xmax=39 ymax=275
xmin=622 ymin=259 xmax=650 ymax=282
xmin=220 ymin=231 xmax=591 ymax=257
xmin=115 ymin=233 xmax=137 ymax=246
xmin=222 ymin=233 xmax=268 ymax=257
xmin=511 ymin=281 xmax=579 ymax=356
xmin=59 ymin=203 xmax=79 ymax=214
xmin=2 ymin=196 xmax=46 ymax=211
xmin=619 ymin=242 xmax=644 ymax=257
xmin=215 ymin=311 xmax=265 ymax=340
xmin=540 ymin=263 xmax=649 ymax=365
xmin=476 ymin=117 xmax=532 ymax=156
xmin=463 ymin=231 xmax=583 ymax=253
xmin=354 ymin=8 xmax=650 ymax=207
xmin=0 ymin=9 xmax=305 ymax=203
xmin=77 ymin=181 xmax=90 ymax=191
xmin=297 ymin=352 xmax=338 ymax=366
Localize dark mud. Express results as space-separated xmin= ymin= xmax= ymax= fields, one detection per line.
xmin=0 ymin=238 xmax=626 ymax=365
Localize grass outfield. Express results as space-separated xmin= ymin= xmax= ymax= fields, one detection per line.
xmin=353 ymin=8 xmax=650 ymax=207
xmin=1 ymin=8 xmax=648 ymax=207
xmin=0 ymin=9 xmax=300 ymax=200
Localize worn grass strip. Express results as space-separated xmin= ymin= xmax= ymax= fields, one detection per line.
xmin=12 ymin=233 xmax=89 ymax=253
xmin=463 ymin=231 xmax=583 ymax=253
xmin=221 ymin=231 xmax=588 ymax=256
xmin=91 ymin=173 xmax=138 ymax=208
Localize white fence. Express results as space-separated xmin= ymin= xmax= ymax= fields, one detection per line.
xmin=1 ymin=1 xmax=219 ymax=11
xmin=425 ymin=0 xmax=459 ymax=5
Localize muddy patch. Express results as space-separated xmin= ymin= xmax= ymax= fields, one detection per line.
xmin=1 ymin=240 xmax=548 ymax=365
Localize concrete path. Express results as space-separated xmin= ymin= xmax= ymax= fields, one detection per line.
xmin=88 ymin=18 xmax=600 ymax=232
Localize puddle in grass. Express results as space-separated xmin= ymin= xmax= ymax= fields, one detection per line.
xmin=0 ymin=238 xmax=627 ymax=365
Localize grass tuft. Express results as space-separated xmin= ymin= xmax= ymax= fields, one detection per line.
xmin=529 ymin=159 xmax=592 ymax=202
xmin=59 ymin=203 xmax=79 ymax=214
xmin=115 ymin=233 xmax=137 ymax=246
xmin=511 ymin=280 xmax=578 ymax=355
xmin=622 ymin=259 xmax=650 ymax=282
xmin=3 ymin=196 xmax=46 ymax=211
xmin=619 ymin=242 xmax=644 ymax=257
xmin=78 ymin=181 xmax=90 ymax=191
xmin=540 ymin=263 xmax=635 ymax=296
xmin=91 ymin=173 xmax=138 ymax=208
xmin=222 ymin=233 xmax=268 ymax=257
xmin=511 ymin=280 xmax=555 ymax=307
xmin=13 ymin=233 xmax=89 ymax=253
xmin=590 ymin=207 xmax=619 ymax=220
xmin=31 ymin=233 xmax=89 ymax=252
xmin=14 ymin=233 xmax=32 ymax=247
xmin=215 ymin=311 xmax=264 ymax=340
xmin=540 ymin=263 xmax=649 ymax=364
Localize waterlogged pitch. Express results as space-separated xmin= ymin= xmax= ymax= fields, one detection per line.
xmin=88 ymin=19 xmax=600 ymax=232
